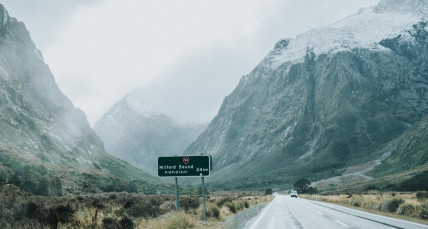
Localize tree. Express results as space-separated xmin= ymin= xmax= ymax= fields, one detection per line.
xmin=293 ymin=178 xmax=311 ymax=194
xmin=306 ymin=186 xmax=319 ymax=194
xmin=265 ymin=188 xmax=273 ymax=195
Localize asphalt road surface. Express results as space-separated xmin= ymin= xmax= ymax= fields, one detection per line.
xmin=244 ymin=194 xmax=428 ymax=229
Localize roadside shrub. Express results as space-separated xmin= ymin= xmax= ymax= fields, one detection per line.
xmin=225 ymin=202 xmax=236 ymax=213
xmin=102 ymin=217 xmax=119 ymax=229
xmin=92 ymin=199 xmax=105 ymax=209
xmin=362 ymin=200 xmax=380 ymax=210
xmin=179 ymin=197 xmax=200 ymax=212
xmin=125 ymin=201 xmax=163 ymax=218
xmin=120 ymin=215 xmax=134 ymax=229
xmin=160 ymin=201 xmax=176 ymax=212
xmin=234 ymin=200 xmax=248 ymax=211
xmin=264 ymin=188 xmax=273 ymax=195
xmin=416 ymin=191 xmax=428 ymax=202
xmin=379 ymin=198 xmax=404 ymax=213
xmin=24 ymin=201 xmax=75 ymax=228
xmin=205 ymin=203 xmax=220 ymax=219
xmin=348 ymin=196 xmax=362 ymax=207
xmin=397 ymin=203 xmax=415 ymax=216
xmin=216 ymin=197 xmax=233 ymax=207
xmin=419 ymin=203 xmax=428 ymax=220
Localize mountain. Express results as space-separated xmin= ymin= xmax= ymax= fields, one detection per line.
xmin=0 ymin=4 xmax=161 ymax=195
xmin=94 ymin=92 xmax=207 ymax=176
xmin=185 ymin=0 xmax=428 ymax=190
xmin=372 ymin=116 xmax=428 ymax=176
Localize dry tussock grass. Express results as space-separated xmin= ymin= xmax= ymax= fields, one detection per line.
xmin=302 ymin=191 xmax=428 ymax=223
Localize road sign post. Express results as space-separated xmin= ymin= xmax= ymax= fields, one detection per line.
xmin=158 ymin=155 xmax=211 ymax=219
xmin=175 ymin=177 xmax=179 ymax=211
xmin=202 ymin=176 xmax=206 ymax=224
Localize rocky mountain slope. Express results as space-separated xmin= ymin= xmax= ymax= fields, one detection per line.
xmin=372 ymin=116 xmax=428 ymax=177
xmin=185 ymin=0 xmax=428 ymax=190
xmin=94 ymin=93 xmax=207 ymax=176
xmin=0 ymin=4 xmax=160 ymax=195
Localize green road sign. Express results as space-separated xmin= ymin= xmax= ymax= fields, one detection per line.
xmin=158 ymin=155 xmax=211 ymax=177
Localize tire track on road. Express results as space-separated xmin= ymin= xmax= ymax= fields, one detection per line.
xmin=283 ymin=199 xmax=304 ymax=229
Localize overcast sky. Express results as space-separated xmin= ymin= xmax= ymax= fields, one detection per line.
xmin=2 ymin=0 xmax=379 ymax=125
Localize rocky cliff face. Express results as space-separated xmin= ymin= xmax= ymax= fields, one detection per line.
xmin=185 ymin=0 xmax=428 ymax=189
xmin=95 ymin=93 xmax=207 ymax=176
xmin=0 ymin=5 xmax=158 ymax=195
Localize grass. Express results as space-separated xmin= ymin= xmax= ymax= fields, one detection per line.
xmin=0 ymin=184 xmax=271 ymax=228
xmin=301 ymin=191 xmax=428 ymax=225
xmin=142 ymin=194 xmax=271 ymax=229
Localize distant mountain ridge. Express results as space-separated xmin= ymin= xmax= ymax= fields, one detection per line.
xmin=0 ymin=4 xmax=160 ymax=195
xmin=185 ymin=0 xmax=428 ymax=190
xmin=95 ymin=92 xmax=207 ymax=176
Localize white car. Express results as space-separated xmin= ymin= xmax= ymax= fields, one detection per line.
xmin=291 ymin=190 xmax=298 ymax=198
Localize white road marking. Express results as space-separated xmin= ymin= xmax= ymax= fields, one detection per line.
xmin=335 ymin=220 xmax=348 ymax=227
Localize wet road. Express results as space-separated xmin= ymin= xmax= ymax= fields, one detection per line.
xmin=244 ymin=195 xmax=428 ymax=229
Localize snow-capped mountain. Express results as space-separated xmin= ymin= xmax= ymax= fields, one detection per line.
xmin=185 ymin=0 xmax=428 ymax=190
xmin=262 ymin=0 xmax=427 ymax=69
xmin=0 ymin=4 xmax=159 ymax=195
xmin=95 ymin=92 xmax=207 ymax=176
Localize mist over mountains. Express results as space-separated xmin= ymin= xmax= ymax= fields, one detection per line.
xmin=0 ymin=4 xmax=160 ymax=195
xmin=94 ymin=92 xmax=207 ymax=176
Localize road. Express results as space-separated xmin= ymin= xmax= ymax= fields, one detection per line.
xmin=244 ymin=194 xmax=428 ymax=229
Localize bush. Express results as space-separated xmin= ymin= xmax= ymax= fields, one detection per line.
xmin=102 ymin=218 xmax=119 ymax=229
xmin=120 ymin=216 xmax=134 ymax=229
xmin=306 ymin=187 xmax=319 ymax=194
xmin=179 ymin=197 xmax=200 ymax=213
xmin=206 ymin=203 xmax=220 ymax=219
xmin=225 ymin=202 xmax=236 ymax=213
xmin=419 ymin=203 xmax=428 ymax=220
xmin=397 ymin=204 xmax=415 ymax=216
xmin=416 ymin=191 xmax=428 ymax=202
xmin=348 ymin=197 xmax=362 ymax=207
xmin=125 ymin=201 xmax=163 ymax=218
xmin=362 ymin=200 xmax=379 ymax=210
xmin=234 ymin=200 xmax=248 ymax=211
xmin=216 ymin=197 xmax=233 ymax=207
xmin=264 ymin=188 xmax=273 ymax=195
xmin=25 ymin=202 xmax=75 ymax=228
xmin=379 ymin=198 xmax=404 ymax=213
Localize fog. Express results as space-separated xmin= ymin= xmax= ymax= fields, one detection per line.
xmin=2 ymin=0 xmax=379 ymax=125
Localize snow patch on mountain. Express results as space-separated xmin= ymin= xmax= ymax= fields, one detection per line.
xmin=265 ymin=0 xmax=427 ymax=69
xmin=124 ymin=94 xmax=161 ymax=118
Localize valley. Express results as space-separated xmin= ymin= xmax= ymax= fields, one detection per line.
xmin=0 ymin=0 xmax=427 ymax=228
